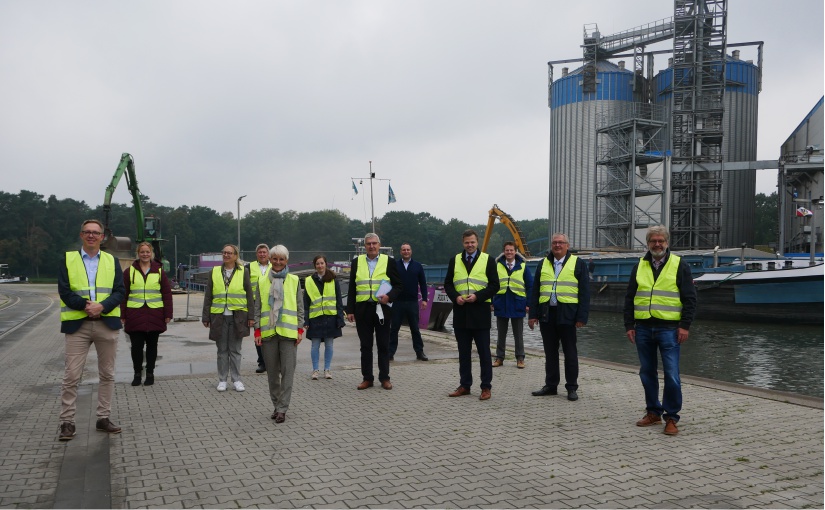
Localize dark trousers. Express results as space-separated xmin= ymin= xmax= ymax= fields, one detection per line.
xmin=539 ymin=314 xmax=579 ymax=391
xmin=454 ymin=327 xmax=492 ymax=390
xmin=355 ymin=305 xmax=391 ymax=382
xmin=389 ymin=300 xmax=425 ymax=357
xmin=129 ymin=331 xmax=160 ymax=374
xmin=495 ymin=316 xmax=525 ymax=361
xmin=255 ymin=344 xmax=265 ymax=368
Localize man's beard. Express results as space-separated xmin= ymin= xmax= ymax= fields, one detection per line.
xmin=650 ymin=248 xmax=666 ymax=258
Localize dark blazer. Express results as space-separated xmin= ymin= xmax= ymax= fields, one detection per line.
xmin=443 ymin=251 xmax=500 ymax=330
xmin=202 ymin=265 xmax=254 ymax=341
xmin=395 ymin=258 xmax=428 ymax=302
xmin=623 ymin=249 xmax=696 ymax=331
xmin=528 ymin=252 xmax=590 ymax=326
xmin=345 ymin=254 xmax=403 ymax=319
xmin=58 ymin=250 xmax=126 ymax=334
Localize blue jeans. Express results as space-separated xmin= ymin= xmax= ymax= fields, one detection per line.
xmin=310 ymin=338 xmax=334 ymax=371
xmin=634 ymin=324 xmax=682 ymax=422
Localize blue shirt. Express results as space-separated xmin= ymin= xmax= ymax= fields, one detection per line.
xmin=81 ymin=249 xmax=100 ymax=302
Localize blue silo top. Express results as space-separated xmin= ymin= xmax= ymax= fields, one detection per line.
xmin=550 ymin=60 xmax=636 ymax=109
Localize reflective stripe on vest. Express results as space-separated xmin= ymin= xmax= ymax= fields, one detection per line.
xmin=261 ymin=274 xmax=300 ymax=339
xmin=210 ymin=266 xmax=248 ymax=314
xmin=60 ymin=251 xmax=121 ymax=321
xmin=354 ymin=254 xmax=388 ymax=302
xmin=538 ymin=255 xmax=579 ymax=304
xmin=496 ymin=262 xmax=526 ymax=297
xmin=304 ymin=277 xmax=337 ymax=319
xmin=126 ymin=267 xmax=163 ymax=308
xmin=634 ymin=254 xmax=683 ymax=321
xmin=452 ymin=253 xmax=491 ymax=303
xmin=258 ymin=271 xmax=273 ymax=336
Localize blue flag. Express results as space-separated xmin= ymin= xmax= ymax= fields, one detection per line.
xmin=352 ymin=181 xmax=358 ymax=195
xmin=388 ymin=184 xmax=397 ymax=204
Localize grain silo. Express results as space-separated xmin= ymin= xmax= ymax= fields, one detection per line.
xmin=548 ymin=60 xmax=642 ymax=249
xmin=652 ymin=51 xmax=761 ymax=247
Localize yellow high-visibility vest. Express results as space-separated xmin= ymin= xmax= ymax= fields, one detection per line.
xmin=452 ymin=253 xmax=491 ymax=302
xmin=126 ymin=267 xmax=163 ymax=308
xmin=538 ymin=255 xmax=579 ymax=304
xmin=262 ymin=274 xmax=300 ymax=339
xmin=354 ymin=254 xmax=388 ymax=303
xmin=634 ymin=254 xmax=683 ymax=321
xmin=60 ymin=251 xmax=121 ymax=321
xmin=209 ymin=266 xmax=248 ymax=314
xmin=305 ymin=277 xmax=338 ymax=319
xmin=497 ymin=262 xmax=526 ymax=297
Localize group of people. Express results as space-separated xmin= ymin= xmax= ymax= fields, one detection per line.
xmin=57 ymin=219 xmax=695 ymax=441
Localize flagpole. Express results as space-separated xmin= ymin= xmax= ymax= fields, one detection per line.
xmin=369 ymin=160 xmax=376 ymax=233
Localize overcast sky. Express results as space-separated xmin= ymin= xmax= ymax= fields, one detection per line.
xmin=2 ymin=0 xmax=822 ymax=226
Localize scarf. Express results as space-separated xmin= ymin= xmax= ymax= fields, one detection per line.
xmin=268 ymin=266 xmax=289 ymax=326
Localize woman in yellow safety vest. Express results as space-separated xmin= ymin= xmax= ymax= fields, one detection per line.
xmin=254 ymin=245 xmax=304 ymax=423
xmin=121 ymin=242 xmax=173 ymax=387
xmin=303 ymin=254 xmax=345 ymax=380
xmin=202 ymin=244 xmax=254 ymax=393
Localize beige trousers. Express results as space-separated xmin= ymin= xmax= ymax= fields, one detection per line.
xmin=60 ymin=320 xmax=118 ymax=423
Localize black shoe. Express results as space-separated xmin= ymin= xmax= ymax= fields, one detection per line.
xmin=255 ymin=365 xmax=266 ymax=373
xmin=143 ymin=373 xmax=154 ymax=386
xmin=389 ymin=356 xmax=394 ymax=362
xmin=416 ymin=353 xmax=429 ymax=361
xmin=131 ymin=373 xmax=141 ymax=386
xmin=58 ymin=422 xmax=76 ymax=441
xmin=567 ymin=390 xmax=579 ymax=401
xmin=531 ymin=385 xmax=557 ymax=396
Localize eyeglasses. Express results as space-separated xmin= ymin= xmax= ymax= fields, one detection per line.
xmin=222 ymin=251 xmax=236 ymax=255
xmin=648 ymin=240 xmax=667 ymax=245
xmin=81 ymin=230 xmax=103 ymax=237
xmin=551 ymin=241 xmax=568 ymax=245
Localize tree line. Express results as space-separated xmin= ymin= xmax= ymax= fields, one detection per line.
xmin=0 ymin=189 xmax=779 ymax=279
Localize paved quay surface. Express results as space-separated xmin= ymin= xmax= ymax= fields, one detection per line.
xmin=0 ymin=285 xmax=822 ymax=509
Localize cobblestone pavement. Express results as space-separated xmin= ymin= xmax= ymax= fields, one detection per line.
xmin=1 ymin=286 xmax=823 ymax=508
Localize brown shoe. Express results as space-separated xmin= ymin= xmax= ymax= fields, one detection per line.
xmin=636 ymin=412 xmax=663 ymax=427
xmin=517 ymin=359 xmax=525 ymax=369
xmin=664 ymin=418 xmax=679 ymax=435
xmin=274 ymin=412 xmax=286 ymax=424
xmin=448 ymin=386 xmax=471 ymax=397
xmin=381 ymin=380 xmax=393 ymax=390
xmin=357 ymin=380 xmax=374 ymax=390
xmin=96 ymin=418 xmax=122 ymax=434
xmin=58 ymin=422 xmax=76 ymax=441
xmin=479 ymin=388 xmax=491 ymax=400
xmin=492 ymin=359 xmax=503 ymax=367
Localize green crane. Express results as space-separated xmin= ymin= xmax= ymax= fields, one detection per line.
xmin=101 ymin=153 xmax=168 ymax=271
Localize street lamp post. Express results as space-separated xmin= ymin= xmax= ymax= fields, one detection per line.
xmin=237 ymin=195 xmax=247 ymax=257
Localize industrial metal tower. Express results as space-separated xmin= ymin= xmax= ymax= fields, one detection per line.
xmin=669 ymin=0 xmax=727 ymax=249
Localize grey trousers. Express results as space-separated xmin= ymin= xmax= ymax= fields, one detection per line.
xmin=495 ymin=316 xmax=525 ymax=361
xmin=216 ymin=317 xmax=243 ymax=383
xmin=262 ymin=336 xmax=297 ymax=413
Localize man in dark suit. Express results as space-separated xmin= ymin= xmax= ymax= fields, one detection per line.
xmin=443 ymin=229 xmax=500 ymax=401
xmin=346 ymin=233 xmax=402 ymax=390
xmin=528 ymin=232 xmax=590 ymax=402
xmin=57 ymin=219 xmax=126 ymax=441
xmin=389 ymin=242 xmax=429 ymax=361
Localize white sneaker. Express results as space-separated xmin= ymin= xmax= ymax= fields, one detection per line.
xmin=217 ymin=381 xmax=227 ymax=392
xmin=324 ymin=370 xmax=332 ymax=379
xmin=233 ymin=381 xmax=245 ymax=392
xmin=311 ymin=370 xmax=319 ymax=380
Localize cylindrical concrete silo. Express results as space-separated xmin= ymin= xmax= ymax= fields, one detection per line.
xmin=548 ymin=60 xmax=640 ymax=249
xmin=651 ymin=54 xmax=761 ymax=247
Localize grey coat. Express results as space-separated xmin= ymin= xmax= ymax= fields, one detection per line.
xmin=202 ymin=265 xmax=254 ymax=341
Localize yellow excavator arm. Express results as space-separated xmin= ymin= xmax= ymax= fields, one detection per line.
xmin=480 ymin=204 xmax=531 ymax=257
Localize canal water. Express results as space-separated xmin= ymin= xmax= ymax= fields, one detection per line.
xmin=446 ymin=311 xmax=824 ymax=398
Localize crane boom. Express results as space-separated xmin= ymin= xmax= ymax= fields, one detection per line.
xmin=480 ymin=204 xmax=532 ymax=257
